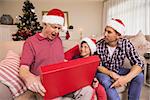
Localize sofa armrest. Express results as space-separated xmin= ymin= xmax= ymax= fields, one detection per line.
xmin=0 ymin=82 xmax=13 ymax=99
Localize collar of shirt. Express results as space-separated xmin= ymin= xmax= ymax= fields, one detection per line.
xmin=36 ymin=32 xmax=59 ymax=42
xmin=36 ymin=32 xmax=46 ymax=41
xmin=102 ymin=38 xmax=123 ymax=50
xmin=117 ymin=38 xmax=124 ymax=49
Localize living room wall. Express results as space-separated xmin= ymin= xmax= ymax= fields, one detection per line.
xmin=0 ymin=0 xmax=103 ymax=40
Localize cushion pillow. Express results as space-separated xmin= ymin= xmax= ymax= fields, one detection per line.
xmin=129 ymin=31 xmax=150 ymax=56
xmin=123 ymin=31 xmax=150 ymax=68
xmin=0 ymin=50 xmax=27 ymax=98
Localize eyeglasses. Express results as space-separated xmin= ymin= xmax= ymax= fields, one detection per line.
xmin=48 ymin=24 xmax=62 ymax=31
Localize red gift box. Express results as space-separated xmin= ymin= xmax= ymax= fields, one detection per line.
xmin=40 ymin=55 xmax=100 ymax=100
xmin=64 ymin=44 xmax=80 ymax=61
xmin=41 ymin=42 xmax=99 ymax=99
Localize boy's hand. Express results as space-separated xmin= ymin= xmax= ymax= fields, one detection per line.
xmin=92 ymin=78 xmax=99 ymax=88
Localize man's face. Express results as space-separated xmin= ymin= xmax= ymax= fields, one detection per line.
xmin=43 ymin=24 xmax=62 ymax=40
xmin=80 ymin=42 xmax=91 ymax=58
xmin=104 ymin=26 xmax=120 ymax=44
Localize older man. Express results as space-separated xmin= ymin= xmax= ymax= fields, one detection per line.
xmin=19 ymin=8 xmax=65 ymax=98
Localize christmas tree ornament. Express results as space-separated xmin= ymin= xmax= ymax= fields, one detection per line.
xmin=31 ymin=9 xmax=35 ymax=12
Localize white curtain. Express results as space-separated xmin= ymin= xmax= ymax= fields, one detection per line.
xmin=102 ymin=0 xmax=150 ymax=35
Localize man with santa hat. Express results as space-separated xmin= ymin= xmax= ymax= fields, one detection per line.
xmin=19 ymin=8 xmax=94 ymax=100
xmin=19 ymin=8 xmax=73 ymax=99
xmin=96 ymin=18 xmax=144 ymax=100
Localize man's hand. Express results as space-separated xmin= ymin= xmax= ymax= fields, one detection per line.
xmin=19 ymin=65 xmax=46 ymax=96
xmin=110 ymin=65 xmax=143 ymax=88
xmin=64 ymin=59 xmax=68 ymax=62
xmin=110 ymin=76 xmax=129 ymax=88
xmin=25 ymin=74 xmax=46 ymax=96
xmin=109 ymin=71 xmax=120 ymax=80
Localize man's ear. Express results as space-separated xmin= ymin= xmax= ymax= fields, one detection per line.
xmin=42 ymin=23 xmax=47 ymax=29
xmin=116 ymin=32 xmax=122 ymax=39
xmin=116 ymin=35 xmax=121 ymax=40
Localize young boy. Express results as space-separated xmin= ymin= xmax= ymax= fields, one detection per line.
xmin=71 ymin=37 xmax=107 ymax=100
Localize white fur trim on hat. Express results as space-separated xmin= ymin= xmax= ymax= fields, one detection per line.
xmin=42 ymin=15 xmax=64 ymax=26
xmin=80 ymin=37 xmax=96 ymax=55
xmin=107 ymin=19 xmax=125 ymax=35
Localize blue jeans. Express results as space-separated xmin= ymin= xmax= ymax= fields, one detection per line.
xmin=96 ymin=67 xmax=144 ymax=100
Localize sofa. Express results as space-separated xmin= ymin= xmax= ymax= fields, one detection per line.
xmin=0 ymin=40 xmax=78 ymax=100
xmin=0 ymin=32 xmax=150 ymax=100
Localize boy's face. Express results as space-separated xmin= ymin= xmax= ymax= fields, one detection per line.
xmin=80 ymin=42 xmax=91 ymax=58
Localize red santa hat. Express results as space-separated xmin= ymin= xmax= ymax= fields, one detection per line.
xmin=80 ymin=37 xmax=96 ymax=55
xmin=107 ymin=18 xmax=125 ymax=35
xmin=42 ymin=8 xmax=64 ymax=26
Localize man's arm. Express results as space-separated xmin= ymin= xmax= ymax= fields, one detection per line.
xmin=111 ymin=65 xmax=142 ymax=88
xmin=97 ymin=66 xmax=120 ymax=80
xmin=19 ymin=65 xmax=46 ymax=96
xmin=124 ymin=39 xmax=144 ymax=81
xmin=125 ymin=65 xmax=142 ymax=81
xmin=97 ymin=66 xmax=110 ymax=75
xmin=110 ymin=40 xmax=144 ymax=88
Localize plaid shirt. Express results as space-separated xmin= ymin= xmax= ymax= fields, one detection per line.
xmin=96 ymin=38 xmax=144 ymax=73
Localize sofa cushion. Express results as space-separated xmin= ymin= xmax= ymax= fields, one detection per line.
xmin=0 ymin=50 xmax=27 ymax=98
xmin=123 ymin=32 xmax=150 ymax=68
xmin=129 ymin=31 xmax=150 ymax=56
xmin=0 ymin=41 xmax=25 ymax=61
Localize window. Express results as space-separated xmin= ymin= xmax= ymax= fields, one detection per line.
xmin=103 ymin=0 xmax=150 ymax=35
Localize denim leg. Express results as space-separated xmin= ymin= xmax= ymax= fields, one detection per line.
xmin=128 ymin=72 xmax=144 ymax=100
xmin=118 ymin=67 xmax=144 ymax=100
xmin=96 ymin=72 xmax=120 ymax=100
xmin=118 ymin=67 xmax=130 ymax=75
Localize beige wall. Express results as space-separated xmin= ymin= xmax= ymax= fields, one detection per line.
xmin=0 ymin=0 xmax=103 ymax=40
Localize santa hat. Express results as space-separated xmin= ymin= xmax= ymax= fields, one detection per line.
xmin=107 ymin=18 xmax=125 ymax=35
xmin=80 ymin=37 xmax=96 ymax=55
xmin=42 ymin=8 xmax=64 ymax=26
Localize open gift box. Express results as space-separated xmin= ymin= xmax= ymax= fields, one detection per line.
xmin=40 ymin=45 xmax=100 ymax=99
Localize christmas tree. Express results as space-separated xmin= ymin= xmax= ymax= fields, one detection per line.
xmin=12 ymin=0 xmax=42 ymax=41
